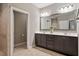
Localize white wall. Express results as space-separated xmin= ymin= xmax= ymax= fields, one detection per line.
xmin=0 ymin=3 xmax=40 ymax=55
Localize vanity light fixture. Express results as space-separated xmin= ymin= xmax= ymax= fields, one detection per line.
xmin=58 ymin=4 xmax=75 ymax=13
xmin=41 ymin=12 xmax=50 ymax=17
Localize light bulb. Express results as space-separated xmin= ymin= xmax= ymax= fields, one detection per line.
xmin=69 ymin=5 xmax=72 ymax=9
xmin=58 ymin=4 xmax=75 ymax=13
xmin=41 ymin=12 xmax=49 ymax=17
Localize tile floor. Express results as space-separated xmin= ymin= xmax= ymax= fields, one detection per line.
xmin=13 ymin=45 xmax=65 ymax=56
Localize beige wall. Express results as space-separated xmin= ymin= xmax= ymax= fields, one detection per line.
xmin=0 ymin=4 xmax=10 ymax=55
xmin=0 ymin=4 xmax=2 ymax=51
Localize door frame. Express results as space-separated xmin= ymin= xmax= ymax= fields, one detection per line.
xmin=9 ymin=6 xmax=30 ymax=56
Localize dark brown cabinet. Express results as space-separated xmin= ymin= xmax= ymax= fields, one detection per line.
xmin=46 ymin=35 xmax=55 ymax=50
xmin=35 ymin=34 xmax=41 ymax=46
xmin=35 ymin=34 xmax=46 ymax=48
xmin=62 ymin=36 xmax=78 ymax=56
xmin=54 ymin=36 xmax=64 ymax=52
xmin=35 ymin=33 xmax=78 ymax=56
xmin=40 ymin=34 xmax=47 ymax=48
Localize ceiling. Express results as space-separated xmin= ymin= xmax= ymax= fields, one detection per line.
xmin=33 ymin=3 xmax=53 ymax=8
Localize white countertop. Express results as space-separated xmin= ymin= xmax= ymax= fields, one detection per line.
xmin=35 ymin=31 xmax=78 ymax=37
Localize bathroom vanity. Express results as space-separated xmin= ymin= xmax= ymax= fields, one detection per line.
xmin=38 ymin=6 xmax=79 ymax=56
xmin=35 ymin=32 xmax=78 ymax=56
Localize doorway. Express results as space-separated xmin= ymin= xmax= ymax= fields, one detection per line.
xmin=14 ymin=10 xmax=27 ymax=48
xmin=10 ymin=7 xmax=29 ymax=56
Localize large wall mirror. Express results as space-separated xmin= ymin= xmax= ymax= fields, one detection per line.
xmin=40 ymin=9 xmax=77 ymax=31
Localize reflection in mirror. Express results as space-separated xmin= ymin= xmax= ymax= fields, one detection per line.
xmin=40 ymin=18 xmax=77 ymax=31
xmin=40 ymin=9 xmax=77 ymax=31
xmin=69 ymin=20 xmax=76 ymax=30
xmin=40 ymin=17 xmax=51 ymax=31
xmin=58 ymin=20 xmax=69 ymax=30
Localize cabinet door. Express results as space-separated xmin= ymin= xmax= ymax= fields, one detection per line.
xmin=35 ymin=34 xmax=41 ymax=46
xmin=54 ymin=35 xmax=64 ymax=52
xmin=63 ymin=37 xmax=78 ymax=56
xmin=46 ymin=35 xmax=55 ymax=50
xmin=40 ymin=34 xmax=46 ymax=48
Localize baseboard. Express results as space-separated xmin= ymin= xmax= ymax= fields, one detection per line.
xmin=15 ymin=42 xmax=26 ymax=47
